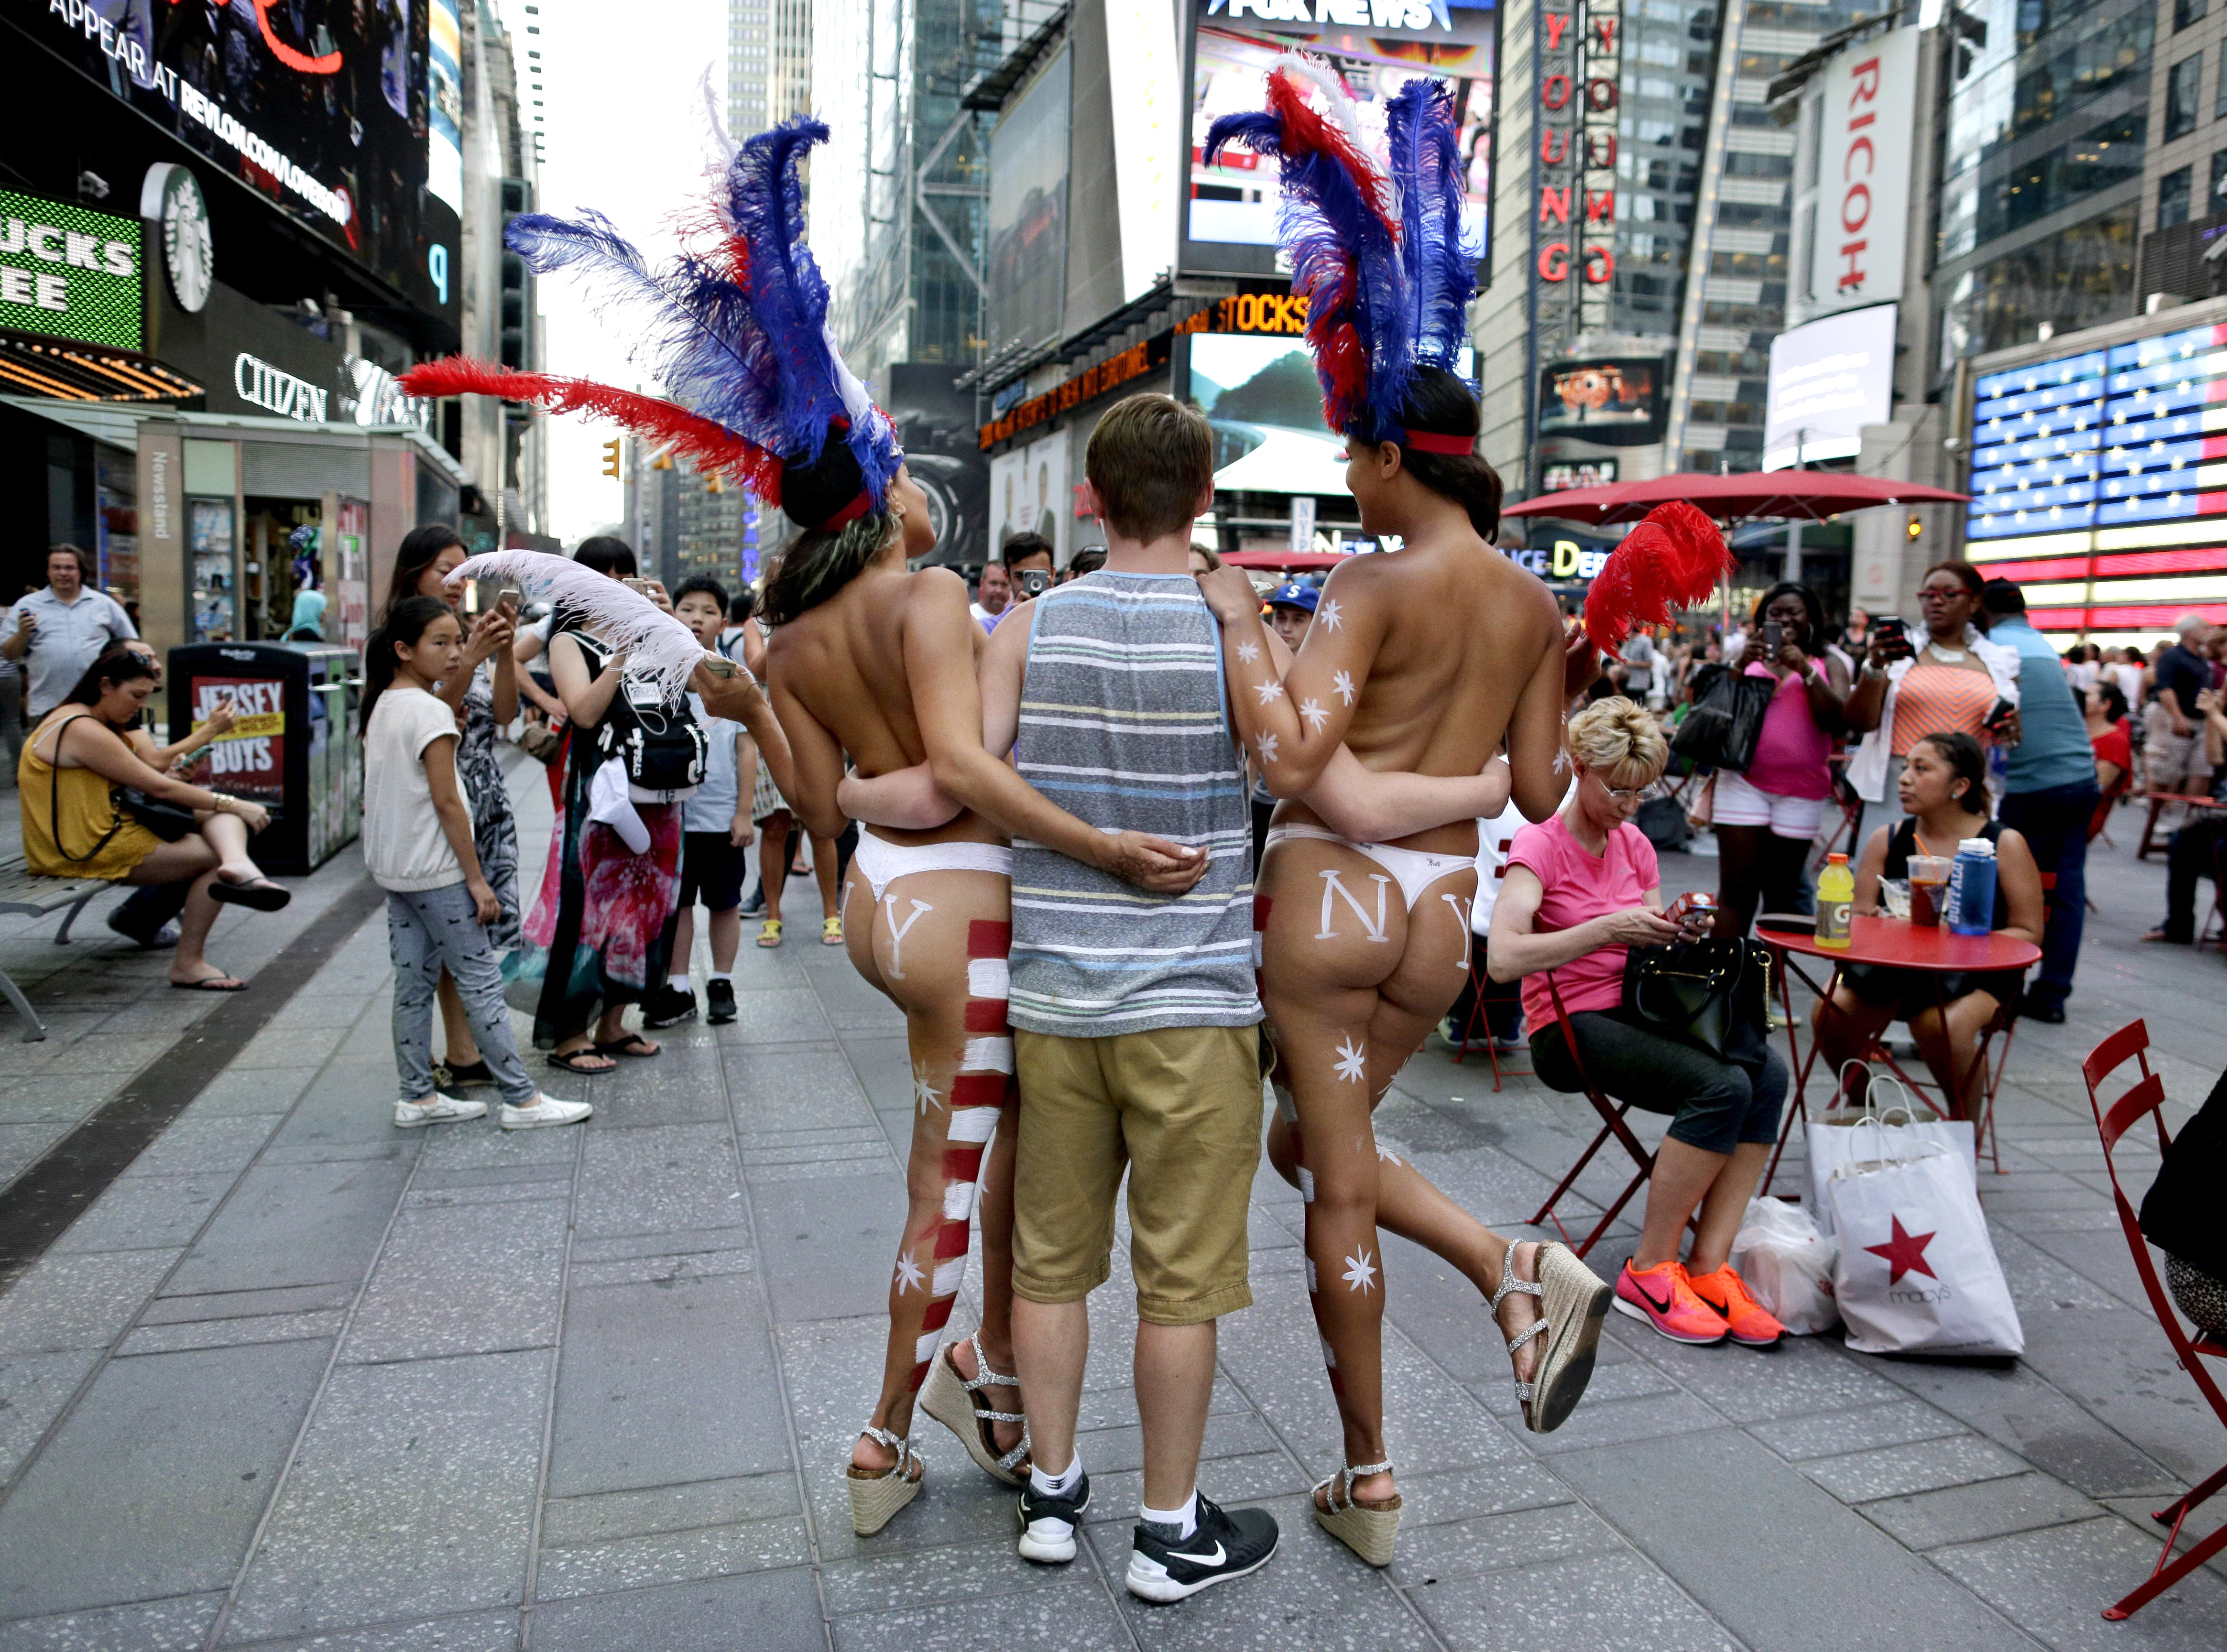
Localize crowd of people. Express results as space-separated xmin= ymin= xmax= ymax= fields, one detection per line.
xmin=8 ymin=76 xmax=2227 ymax=1616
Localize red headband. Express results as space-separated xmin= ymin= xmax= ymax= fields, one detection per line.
xmin=1397 ymin=429 xmax=1476 ymax=456
xmin=811 ymin=492 xmax=873 ymax=532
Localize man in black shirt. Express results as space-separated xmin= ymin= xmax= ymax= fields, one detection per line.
xmin=2147 ymin=615 xmax=2218 ymax=798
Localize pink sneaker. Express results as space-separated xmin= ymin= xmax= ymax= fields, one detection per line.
xmin=1613 ymin=1259 xmax=1728 ymax=1345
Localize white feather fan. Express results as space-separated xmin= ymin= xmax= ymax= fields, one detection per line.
xmin=448 ymin=551 xmax=707 ymax=697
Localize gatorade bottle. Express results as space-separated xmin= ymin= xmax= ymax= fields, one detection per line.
xmin=1815 ymin=851 xmax=1854 ymax=949
xmin=1948 ymin=837 xmax=1998 ymax=936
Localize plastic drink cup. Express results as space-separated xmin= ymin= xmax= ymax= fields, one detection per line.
xmin=1908 ymin=856 xmax=1952 ymax=927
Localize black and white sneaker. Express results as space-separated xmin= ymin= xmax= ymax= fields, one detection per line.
xmin=706 ymin=978 xmax=738 ymax=1025
xmin=1125 ymin=1495 xmax=1279 ymax=1603
xmin=640 ymin=985 xmax=698 ymax=1029
xmin=1015 ymin=1469 xmax=1091 ymax=1564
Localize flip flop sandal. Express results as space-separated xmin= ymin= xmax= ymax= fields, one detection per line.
xmin=592 ymin=1033 xmax=660 ymax=1058
xmin=822 ymin=916 xmax=844 ymax=946
xmin=170 ymin=973 xmax=248 ymax=991
xmin=757 ymin=919 xmax=784 ymax=948
xmin=1493 ymin=1241 xmax=1611 ymax=1435
xmin=1313 ymin=1458 xmax=1400 ymax=1567
xmin=547 ymin=1047 xmax=617 ymax=1074
xmin=920 ymin=1330 xmax=1032 ymax=1486
xmin=845 ymin=1426 xmax=924 ymax=1535
xmin=210 ymin=876 xmax=292 ymax=912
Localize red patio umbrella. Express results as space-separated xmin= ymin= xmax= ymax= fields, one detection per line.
xmin=1503 ymin=470 xmax=1970 ymax=526
xmin=1222 ymin=549 xmax=1352 ymax=571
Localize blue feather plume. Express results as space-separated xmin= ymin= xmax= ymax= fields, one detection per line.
xmin=1384 ymin=79 xmax=1477 ymax=371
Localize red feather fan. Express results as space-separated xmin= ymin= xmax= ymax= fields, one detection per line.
xmin=399 ymin=358 xmax=783 ymax=503
xmin=1582 ymin=500 xmax=1734 ymax=656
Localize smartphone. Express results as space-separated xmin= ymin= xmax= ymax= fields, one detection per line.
xmin=1017 ymin=568 xmax=1051 ymax=600
xmin=1761 ymin=620 xmax=1782 ymax=653
xmin=622 ymin=576 xmax=649 ymax=595
xmin=698 ymin=652 xmax=740 ymax=678
xmin=1984 ymin=697 xmax=2017 ymax=732
xmin=1873 ymin=615 xmax=1912 ymax=657
xmin=497 ymin=587 xmax=523 ymax=615
xmin=1668 ymin=891 xmax=1718 ymax=928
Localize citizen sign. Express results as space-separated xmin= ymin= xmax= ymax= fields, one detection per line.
xmin=1809 ymin=27 xmax=1915 ymax=309
xmin=233 ymin=353 xmax=329 ymax=423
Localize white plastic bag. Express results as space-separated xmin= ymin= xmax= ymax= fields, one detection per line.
xmin=1728 ymin=1197 xmax=1840 ymax=1335
xmin=1805 ymin=1068 xmax=1975 ymax=1238
xmin=1826 ymin=1117 xmax=2023 ymax=1358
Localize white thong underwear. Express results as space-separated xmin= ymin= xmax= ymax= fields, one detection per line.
xmin=1264 ymin=822 xmax=1472 ymax=913
xmin=851 ymin=829 xmax=1014 ymax=904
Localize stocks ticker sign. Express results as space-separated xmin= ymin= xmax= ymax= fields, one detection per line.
xmin=0 ymin=191 xmax=143 ymax=351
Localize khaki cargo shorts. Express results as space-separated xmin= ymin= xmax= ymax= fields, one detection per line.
xmin=1010 ymin=1023 xmax=1265 ymax=1326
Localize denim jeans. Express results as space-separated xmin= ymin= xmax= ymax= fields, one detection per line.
xmin=2162 ymin=816 xmax=2224 ymax=942
xmin=387 ymin=883 xmax=538 ymax=1106
xmin=1998 ymin=780 xmax=2100 ymax=1009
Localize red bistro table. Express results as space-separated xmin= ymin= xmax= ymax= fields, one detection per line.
xmin=1755 ymin=915 xmax=2041 ymax=1194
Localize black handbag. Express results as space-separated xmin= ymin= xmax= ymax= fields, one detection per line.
xmin=597 ymin=679 xmax=708 ymax=792
xmin=1619 ymin=936 xmax=1772 ymax=1061
xmin=1670 ymin=667 xmax=1776 ymax=773
xmin=45 ymin=715 xmax=197 ymax=865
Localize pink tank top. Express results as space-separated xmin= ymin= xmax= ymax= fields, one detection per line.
xmin=1742 ymin=663 xmax=1832 ymax=800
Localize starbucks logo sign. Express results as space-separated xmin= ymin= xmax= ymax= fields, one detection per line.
xmin=141 ymin=163 xmax=212 ymax=314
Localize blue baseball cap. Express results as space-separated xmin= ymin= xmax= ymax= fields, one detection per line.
xmin=1266 ymin=582 xmax=1319 ymax=613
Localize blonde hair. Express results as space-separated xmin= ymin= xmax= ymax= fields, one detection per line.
xmin=1566 ymin=696 xmax=1667 ymax=789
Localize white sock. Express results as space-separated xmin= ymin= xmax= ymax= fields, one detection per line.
xmin=1030 ymin=1451 xmax=1083 ymax=1500
xmin=1140 ymin=1490 xmax=1198 ymax=1539
xmin=710 ymin=971 xmax=731 ymax=984
xmin=668 ymin=973 xmax=692 ymax=994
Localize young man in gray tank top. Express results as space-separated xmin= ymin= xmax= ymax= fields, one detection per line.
xmin=976 ymin=395 xmax=1281 ymax=1602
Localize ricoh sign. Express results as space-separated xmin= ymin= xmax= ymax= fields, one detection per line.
xmin=1809 ymin=28 xmax=1915 ymax=310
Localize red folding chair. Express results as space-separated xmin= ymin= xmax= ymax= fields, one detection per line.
xmin=2079 ymin=1020 xmax=2227 ymax=1621
xmin=1525 ymin=974 xmax=1659 ymax=1260
xmin=1447 ymin=955 xmax=1532 ymax=1090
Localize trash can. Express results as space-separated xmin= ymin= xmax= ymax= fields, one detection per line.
xmin=166 ymin=641 xmax=361 ymax=875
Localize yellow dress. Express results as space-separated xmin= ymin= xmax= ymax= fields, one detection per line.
xmin=17 ymin=713 xmax=164 ymax=880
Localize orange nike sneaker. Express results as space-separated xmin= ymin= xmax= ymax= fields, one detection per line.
xmin=1612 ymin=1259 xmax=1727 ymax=1345
xmin=1685 ymin=1263 xmax=1786 ymax=1348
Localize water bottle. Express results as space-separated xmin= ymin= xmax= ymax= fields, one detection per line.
xmin=1947 ymin=837 xmax=1998 ymax=936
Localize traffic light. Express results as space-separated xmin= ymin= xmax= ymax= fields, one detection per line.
xmin=601 ymin=439 xmax=621 ymax=478
xmin=705 ymin=474 xmax=725 ymax=495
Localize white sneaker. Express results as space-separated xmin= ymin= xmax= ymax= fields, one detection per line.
xmin=394 ymin=1093 xmax=488 ymax=1128
xmin=500 ymin=1093 xmax=593 ymax=1130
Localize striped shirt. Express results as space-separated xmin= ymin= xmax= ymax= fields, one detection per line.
xmin=1007 ymin=572 xmax=1262 ymax=1036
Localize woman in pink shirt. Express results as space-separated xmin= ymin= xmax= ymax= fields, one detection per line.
xmin=1491 ymin=699 xmax=1791 ymax=1350
xmin=1713 ymin=583 xmax=1852 ymax=937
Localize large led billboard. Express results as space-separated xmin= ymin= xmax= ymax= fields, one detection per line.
xmin=1762 ymin=304 xmax=1896 ymax=469
xmin=1181 ymin=0 xmax=1495 ymax=281
xmin=20 ymin=0 xmax=460 ymax=328
xmin=0 ymin=190 xmax=143 ymax=350
xmin=1963 ymin=320 xmax=2227 ymax=640
xmin=986 ymin=47 xmax=1071 ymax=358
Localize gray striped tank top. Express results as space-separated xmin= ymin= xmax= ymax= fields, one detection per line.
xmin=1007 ymin=571 xmax=1262 ymax=1037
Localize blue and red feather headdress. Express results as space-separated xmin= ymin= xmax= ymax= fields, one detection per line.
xmin=401 ymin=117 xmax=900 ymax=532
xmin=1204 ymin=61 xmax=1477 ymax=448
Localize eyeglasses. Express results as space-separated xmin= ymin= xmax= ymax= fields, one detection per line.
xmin=1592 ymin=776 xmax=1647 ymax=801
xmin=1916 ymin=587 xmax=1969 ymax=604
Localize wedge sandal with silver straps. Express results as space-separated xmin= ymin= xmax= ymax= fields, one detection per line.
xmin=845 ymin=1426 xmax=924 ymax=1536
xmin=1313 ymin=1457 xmax=1401 ymax=1567
xmin=919 ymin=1329 xmax=1033 ymax=1487
xmin=1491 ymin=1239 xmax=1613 ymax=1435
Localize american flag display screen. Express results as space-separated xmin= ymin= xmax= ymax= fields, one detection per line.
xmin=1965 ymin=322 xmax=2227 ymax=643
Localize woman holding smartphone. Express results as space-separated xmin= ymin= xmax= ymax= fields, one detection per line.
xmin=382 ymin=525 xmax=526 ymax=1089
xmin=1711 ymin=583 xmax=1851 ymax=938
xmin=1843 ymin=561 xmax=2020 ymax=851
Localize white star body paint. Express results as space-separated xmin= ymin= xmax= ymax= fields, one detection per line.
xmin=1376 ymin=1142 xmax=1403 ymax=1166
xmin=1332 ymin=669 xmax=1355 ymax=705
xmin=913 ymin=1065 xmax=943 ymax=1114
xmin=884 ymin=895 xmax=932 ymax=978
xmin=1253 ymin=679 xmax=1285 ymax=705
xmin=1256 ymin=730 xmax=1279 ymax=763
xmin=1342 ymin=1247 xmax=1378 ymax=1293
xmin=894 ymin=1251 xmax=926 ymax=1294
xmin=1235 ymin=640 xmax=1261 ymax=664
xmin=1320 ymin=597 xmax=1344 ymax=633
xmin=1333 ymin=1034 xmax=1367 ymax=1084
xmin=1317 ymin=869 xmax=1391 ymax=943
xmin=1299 ymin=697 xmax=1327 ymax=732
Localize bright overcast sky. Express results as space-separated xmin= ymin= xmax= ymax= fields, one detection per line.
xmin=495 ymin=0 xmax=729 ymax=544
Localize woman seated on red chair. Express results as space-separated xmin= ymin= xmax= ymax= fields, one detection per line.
xmin=1812 ymin=731 xmax=2045 ymax=1121
xmin=1491 ymin=698 xmax=1791 ymax=1351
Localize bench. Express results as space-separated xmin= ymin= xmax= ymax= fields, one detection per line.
xmin=0 ymin=855 xmax=107 ymax=1041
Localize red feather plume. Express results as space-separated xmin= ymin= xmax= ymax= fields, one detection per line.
xmin=1582 ymin=500 xmax=1734 ymax=656
xmin=399 ymin=357 xmax=783 ymax=503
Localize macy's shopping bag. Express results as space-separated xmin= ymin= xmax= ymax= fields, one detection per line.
xmin=1825 ymin=1120 xmax=2023 ymax=1358
xmin=1805 ymin=1071 xmax=1975 ymax=1239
